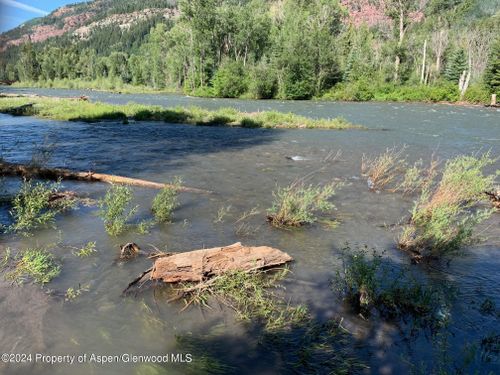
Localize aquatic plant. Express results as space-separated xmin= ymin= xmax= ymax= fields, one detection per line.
xmin=267 ymin=182 xmax=338 ymax=227
xmin=398 ymin=153 xmax=496 ymax=258
xmin=333 ymin=245 xmax=449 ymax=327
xmin=97 ymin=185 xmax=138 ymax=236
xmin=6 ymin=248 xmax=60 ymax=285
xmin=213 ymin=205 xmax=231 ymax=223
xmin=137 ymin=219 xmax=155 ymax=234
xmin=152 ymin=180 xmax=180 ymax=223
xmin=65 ymin=284 xmax=90 ymax=301
xmin=9 ymin=179 xmax=67 ymax=236
xmin=176 ymin=269 xmax=308 ymax=331
xmin=396 ymin=157 xmax=439 ymax=195
xmin=361 ymin=146 xmax=407 ymax=190
xmin=74 ymin=241 xmax=97 ymax=257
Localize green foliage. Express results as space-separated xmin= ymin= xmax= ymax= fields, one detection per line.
xmin=0 ymin=97 xmax=360 ymax=129
xmin=267 ymin=182 xmax=337 ymax=227
xmin=334 ymin=245 xmax=450 ymax=327
xmin=183 ymin=269 xmax=308 ymax=331
xmin=97 ymin=185 xmax=138 ymax=236
xmin=65 ymin=284 xmax=90 ymax=301
xmin=212 ymin=60 xmax=248 ymax=98
xmin=152 ymin=181 xmax=179 ymax=223
xmin=9 ymin=180 xmax=65 ymax=236
xmin=399 ymin=153 xmax=496 ymax=257
xmin=484 ymin=38 xmax=500 ymax=93
xmin=74 ymin=241 xmax=97 ymax=257
xmin=248 ymin=61 xmax=277 ymax=99
xmin=6 ymin=248 xmax=61 ymax=285
xmin=444 ymin=49 xmax=467 ymax=83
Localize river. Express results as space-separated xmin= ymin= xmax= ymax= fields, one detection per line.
xmin=0 ymin=87 xmax=499 ymax=374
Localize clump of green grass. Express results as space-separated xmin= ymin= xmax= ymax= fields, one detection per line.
xmin=97 ymin=185 xmax=138 ymax=236
xmin=6 ymin=248 xmax=61 ymax=285
xmin=267 ymin=182 xmax=338 ymax=227
xmin=0 ymin=97 xmax=362 ymax=129
xmin=398 ymin=153 xmax=496 ymax=259
xmin=152 ymin=179 xmax=180 ymax=223
xmin=9 ymin=179 xmax=68 ymax=236
xmin=74 ymin=241 xmax=97 ymax=257
xmin=177 ymin=269 xmax=308 ymax=331
xmin=333 ymin=245 xmax=450 ymax=328
xmin=65 ymin=284 xmax=90 ymax=301
xmin=361 ymin=146 xmax=407 ymax=190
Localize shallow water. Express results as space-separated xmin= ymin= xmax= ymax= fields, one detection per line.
xmin=0 ymin=87 xmax=499 ymax=374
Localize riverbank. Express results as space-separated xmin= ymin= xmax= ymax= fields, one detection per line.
xmin=0 ymin=95 xmax=361 ymax=129
xmin=10 ymin=79 xmax=496 ymax=107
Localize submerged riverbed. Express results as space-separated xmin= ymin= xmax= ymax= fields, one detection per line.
xmin=0 ymin=87 xmax=499 ymax=375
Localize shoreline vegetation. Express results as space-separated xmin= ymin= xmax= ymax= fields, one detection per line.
xmin=0 ymin=96 xmax=361 ymax=129
xmin=6 ymin=79 xmax=497 ymax=107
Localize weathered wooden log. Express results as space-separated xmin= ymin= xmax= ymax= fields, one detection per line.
xmin=123 ymin=242 xmax=293 ymax=293
xmin=0 ymin=161 xmax=210 ymax=194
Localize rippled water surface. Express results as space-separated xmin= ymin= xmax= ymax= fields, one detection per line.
xmin=0 ymin=87 xmax=499 ymax=374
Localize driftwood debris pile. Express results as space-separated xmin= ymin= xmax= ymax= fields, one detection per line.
xmin=0 ymin=161 xmax=210 ymax=194
xmin=124 ymin=242 xmax=293 ymax=293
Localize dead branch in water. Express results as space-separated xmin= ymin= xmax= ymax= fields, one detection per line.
xmin=123 ymin=242 xmax=293 ymax=294
xmin=0 ymin=161 xmax=211 ymax=194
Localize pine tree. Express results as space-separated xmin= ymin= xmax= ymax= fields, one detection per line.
xmin=444 ymin=49 xmax=467 ymax=83
xmin=484 ymin=38 xmax=500 ymax=93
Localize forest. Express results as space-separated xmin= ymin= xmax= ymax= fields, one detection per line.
xmin=1 ymin=0 xmax=499 ymax=102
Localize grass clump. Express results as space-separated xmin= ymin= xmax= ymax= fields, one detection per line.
xmin=334 ymin=245 xmax=450 ymax=328
xmin=6 ymin=248 xmax=60 ymax=285
xmin=398 ymin=153 xmax=496 ymax=259
xmin=9 ymin=179 xmax=68 ymax=236
xmin=177 ymin=269 xmax=308 ymax=331
xmin=74 ymin=241 xmax=97 ymax=257
xmin=361 ymin=146 xmax=407 ymax=190
xmin=152 ymin=180 xmax=180 ymax=223
xmin=97 ymin=185 xmax=138 ymax=236
xmin=0 ymin=97 xmax=361 ymax=130
xmin=267 ymin=182 xmax=338 ymax=227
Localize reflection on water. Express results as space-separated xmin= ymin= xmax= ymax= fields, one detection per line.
xmin=0 ymin=88 xmax=499 ymax=374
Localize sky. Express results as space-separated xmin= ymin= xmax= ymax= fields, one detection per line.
xmin=0 ymin=0 xmax=79 ymax=32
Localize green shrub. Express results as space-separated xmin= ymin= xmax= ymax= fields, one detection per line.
xmin=152 ymin=180 xmax=180 ymax=223
xmin=9 ymin=180 xmax=65 ymax=236
xmin=463 ymin=83 xmax=491 ymax=104
xmin=248 ymin=62 xmax=278 ymax=99
xmin=6 ymin=248 xmax=60 ymax=285
xmin=97 ymin=185 xmax=138 ymax=236
xmin=212 ymin=60 xmax=248 ymax=98
xmin=267 ymin=182 xmax=337 ymax=227
xmin=398 ymin=153 xmax=496 ymax=258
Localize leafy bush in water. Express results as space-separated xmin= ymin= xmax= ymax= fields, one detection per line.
xmin=152 ymin=180 xmax=180 ymax=223
xmin=98 ymin=185 xmax=138 ymax=236
xmin=399 ymin=153 xmax=496 ymax=258
xmin=267 ymin=182 xmax=337 ymax=227
xmin=6 ymin=248 xmax=60 ymax=285
xmin=9 ymin=179 xmax=67 ymax=236
xmin=212 ymin=60 xmax=248 ymax=98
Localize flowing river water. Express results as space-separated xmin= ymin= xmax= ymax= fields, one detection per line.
xmin=0 ymin=87 xmax=499 ymax=374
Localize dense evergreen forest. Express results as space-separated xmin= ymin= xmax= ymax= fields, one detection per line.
xmin=1 ymin=0 xmax=499 ymax=102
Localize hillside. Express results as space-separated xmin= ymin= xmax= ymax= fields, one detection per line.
xmin=0 ymin=0 xmax=178 ymax=52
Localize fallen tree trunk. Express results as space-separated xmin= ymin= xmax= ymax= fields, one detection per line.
xmin=0 ymin=161 xmax=210 ymax=194
xmin=124 ymin=242 xmax=293 ymax=293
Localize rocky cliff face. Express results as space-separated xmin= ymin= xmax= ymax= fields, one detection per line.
xmin=0 ymin=0 xmax=178 ymax=51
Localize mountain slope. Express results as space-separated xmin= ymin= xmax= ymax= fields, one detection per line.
xmin=0 ymin=0 xmax=178 ymax=51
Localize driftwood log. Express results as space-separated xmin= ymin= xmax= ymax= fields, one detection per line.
xmin=124 ymin=242 xmax=293 ymax=293
xmin=0 ymin=161 xmax=210 ymax=194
